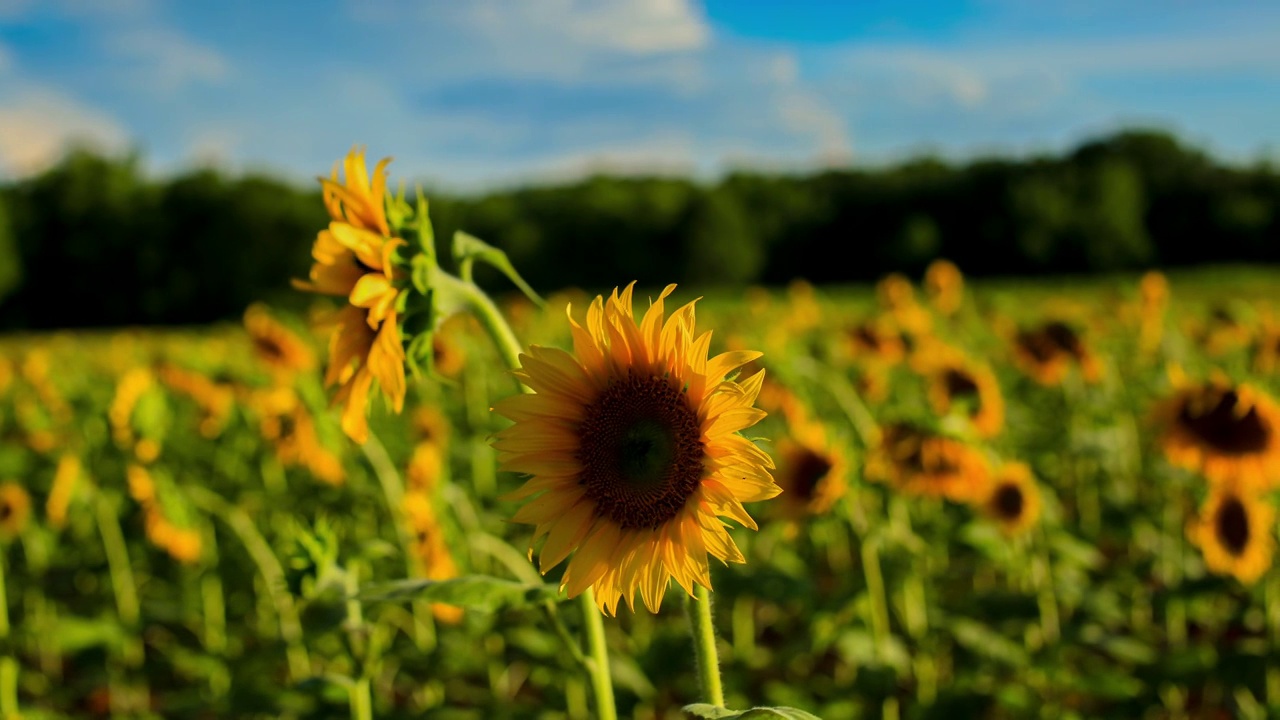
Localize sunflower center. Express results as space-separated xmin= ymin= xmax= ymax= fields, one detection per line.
xmin=577 ymin=373 xmax=704 ymax=530
xmin=1215 ymin=496 xmax=1250 ymax=556
xmin=1043 ymin=322 xmax=1083 ymax=356
xmin=789 ymin=448 xmax=833 ymax=502
xmin=252 ymin=336 xmax=286 ymax=362
xmin=993 ymin=484 xmax=1024 ymax=520
xmin=1179 ymin=390 xmax=1271 ymax=454
xmin=0 ymin=502 xmax=11 ymax=521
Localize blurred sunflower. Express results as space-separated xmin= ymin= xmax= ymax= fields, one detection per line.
xmin=866 ymin=423 xmax=989 ymax=503
xmin=978 ymin=462 xmax=1041 ymax=536
xmin=413 ymin=406 xmax=452 ymax=447
xmin=0 ymin=482 xmax=31 ymax=540
xmin=845 ymin=320 xmax=906 ymax=365
xmin=1154 ymin=377 xmax=1280 ymax=488
xmin=1251 ymin=315 xmax=1280 ymax=374
xmin=402 ymin=492 xmax=464 ymax=624
xmin=1188 ymin=483 xmax=1273 ymax=584
xmin=156 ymin=364 xmax=236 ymax=438
xmin=109 ymin=367 xmax=153 ymax=446
xmin=294 ymin=148 xmax=408 ymax=444
xmin=920 ymin=349 xmax=1005 ymax=438
xmin=253 ymin=388 xmax=345 ymax=486
xmin=1011 ymin=320 xmax=1101 ymax=386
xmin=244 ymin=304 xmax=316 ymax=377
xmin=46 ymin=454 xmax=81 ymax=529
xmin=406 ymin=442 xmax=444 ymax=493
xmin=1138 ymin=271 xmax=1169 ymax=357
xmin=773 ymin=415 xmax=847 ymax=519
xmin=1197 ymin=305 xmax=1252 ymax=357
xmin=923 ymin=259 xmax=964 ymax=316
xmin=494 ymin=284 xmax=779 ymax=615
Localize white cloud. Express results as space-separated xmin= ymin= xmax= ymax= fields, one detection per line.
xmin=106 ymin=27 xmax=229 ymax=90
xmin=0 ymin=89 xmax=129 ymax=177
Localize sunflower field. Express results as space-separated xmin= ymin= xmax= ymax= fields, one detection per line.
xmin=4 ymin=150 xmax=1280 ymax=720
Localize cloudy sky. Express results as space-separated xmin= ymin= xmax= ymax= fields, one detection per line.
xmin=1 ymin=0 xmax=1278 ymax=189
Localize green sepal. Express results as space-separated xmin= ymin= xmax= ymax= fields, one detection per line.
xmin=385 ymin=180 xmax=413 ymax=235
xmin=359 ymin=575 xmax=564 ymax=612
xmin=682 ymin=705 xmax=823 ymax=719
xmin=452 ymin=230 xmax=544 ymax=307
xmin=414 ymin=188 xmax=436 ymax=260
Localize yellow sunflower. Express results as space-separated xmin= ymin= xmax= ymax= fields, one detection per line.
xmin=918 ymin=348 xmax=1004 ymax=438
xmin=253 ymin=388 xmax=345 ymax=486
xmin=406 ymin=442 xmax=444 ymax=493
xmin=109 ymin=367 xmax=152 ymax=446
xmin=773 ymin=415 xmax=847 ymax=519
xmin=244 ymin=304 xmax=317 ymax=377
xmin=865 ymin=423 xmax=990 ymax=503
xmin=1188 ymin=483 xmax=1273 ymax=584
xmin=845 ymin=320 xmax=906 ymax=365
xmin=156 ymin=363 xmax=235 ymax=438
xmin=46 ymin=454 xmax=81 ymax=529
xmin=294 ymin=148 xmax=408 ymax=444
xmin=1153 ymin=378 xmax=1280 ymax=488
xmin=1011 ymin=321 xmax=1101 ymax=386
xmin=1251 ymin=316 xmax=1280 ymax=374
xmin=923 ymin=259 xmax=964 ymax=316
xmin=493 ymin=283 xmax=780 ymax=615
xmin=413 ymin=406 xmax=452 ymax=447
xmin=978 ymin=462 xmax=1041 ymax=536
xmin=402 ymin=492 xmax=464 ymax=624
xmin=0 ymin=482 xmax=31 ymax=540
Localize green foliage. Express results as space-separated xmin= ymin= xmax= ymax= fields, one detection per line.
xmin=683 ymin=704 xmax=823 ymax=719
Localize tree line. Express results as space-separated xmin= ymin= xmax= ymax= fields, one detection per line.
xmin=0 ymin=128 xmax=1276 ymax=329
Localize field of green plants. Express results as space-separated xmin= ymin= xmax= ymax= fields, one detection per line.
xmin=4 ymin=257 xmax=1280 ymax=719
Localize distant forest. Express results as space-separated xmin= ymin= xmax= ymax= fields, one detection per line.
xmin=0 ymin=129 xmax=1277 ymax=329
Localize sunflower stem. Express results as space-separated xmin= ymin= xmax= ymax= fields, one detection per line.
xmin=686 ymin=584 xmax=726 ymax=707
xmin=581 ymin=589 xmax=618 ymax=720
xmin=0 ymin=547 xmax=18 ymax=720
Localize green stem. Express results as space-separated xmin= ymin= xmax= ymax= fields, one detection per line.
xmin=581 ymin=590 xmax=618 ymax=720
xmin=0 ymin=549 xmax=18 ymax=720
xmin=346 ymin=567 xmax=373 ymax=720
xmin=93 ymin=489 xmax=148 ymax=712
xmin=685 ymin=585 xmax=725 ymax=707
xmin=860 ymin=534 xmax=892 ymax=662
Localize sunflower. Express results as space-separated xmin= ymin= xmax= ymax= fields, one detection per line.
xmin=406 ymin=442 xmax=444 ymax=493
xmin=876 ymin=273 xmax=915 ymax=312
xmin=156 ymin=363 xmax=235 ymax=438
xmin=402 ymin=491 xmax=464 ymax=624
xmin=1188 ymin=483 xmax=1273 ymax=584
xmin=253 ymin=388 xmax=345 ymax=486
xmin=493 ymin=284 xmax=779 ymax=615
xmin=109 ymin=367 xmax=153 ymax=446
xmin=773 ymin=415 xmax=847 ymax=519
xmin=0 ymin=482 xmax=31 ymax=540
xmin=1198 ymin=305 xmax=1252 ymax=357
xmin=845 ymin=320 xmax=906 ymax=365
xmin=1139 ymin=270 xmax=1169 ymax=312
xmin=294 ymin=148 xmax=408 ymax=444
xmin=978 ymin=463 xmax=1041 ymax=536
xmin=923 ymin=259 xmax=964 ymax=316
xmin=1154 ymin=378 xmax=1280 ymax=488
xmin=244 ymin=304 xmax=317 ymax=377
xmin=865 ymin=423 xmax=990 ymax=503
xmin=413 ymin=406 xmax=452 ymax=448
xmin=1011 ymin=321 xmax=1101 ymax=386
xmin=46 ymin=454 xmax=81 ymax=529
xmin=919 ymin=348 xmax=1004 ymax=438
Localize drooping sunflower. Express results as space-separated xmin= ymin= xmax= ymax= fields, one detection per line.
xmin=244 ymin=304 xmax=317 ymax=377
xmin=978 ymin=462 xmax=1041 ymax=536
xmin=1153 ymin=378 xmax=1280 ymax=488
xmin=918 ymin=348 xmax=1005 ymax=438
xmin=294 ymin=148 xmax=408 ymax=444
xmin=1011 ymin=320 xmax=1101 ymax=386
xmin=773 ymin=415 xmax=848 ymax=519
xmin=109 ymin=367 xmax=153 ymax=446
xmin=493 ymin=284 xmax=780 ymax=615
xmin=1188 ymin=483 xmax=1273 ymax=584
xmin=923 ymin=259 xmax=964 ymax=316
xmin=865 ymin=422 xmax=990 ymax=503
xmin=0 ymin=482 xmax=31 ymax=540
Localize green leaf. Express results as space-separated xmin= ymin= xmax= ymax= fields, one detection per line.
xmin=683 ymin=705 xmax=823 ymax=719
xmin=360 ymin=575 xmax=563 ymax=612
xmin=452 ymin=230 xmax=544 ymax=306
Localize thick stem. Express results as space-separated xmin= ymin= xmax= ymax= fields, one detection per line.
xmin=581 ymin=590 xmax=618 ymax=720
xmin=685 ymin=585 xmax=726 ymax=707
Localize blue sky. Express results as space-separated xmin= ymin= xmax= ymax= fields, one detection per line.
xmin=1 ymin=0 xmax=1278 ymax=189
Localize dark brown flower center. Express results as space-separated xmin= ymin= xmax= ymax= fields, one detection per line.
xmin=577 ymin=373 xmax=704 ymax=530
xmin=1215 ymin=496 xmax=1250 ymax=556
xmin=851 ymin=325 xmax=882 ymax=351
xmin=993 ymin=483 xmax=1024 ymax=521
xmin=787 ymin=448 xmax=833 ymax=503
xmin=252 ymin=335 xmax=286 ymax=363
xmin=1178 ymin=390 xmax=1271 ymax=455
xmin=0 ymin=501 xmax=11 ymax=521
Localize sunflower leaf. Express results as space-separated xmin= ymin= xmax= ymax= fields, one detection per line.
xmin=359 ymin=575 xmax=563 ymax=611
xmin=452 ymin=230 xmax=545 ymax=307
xmin=682 ymin=705 xmax=822 ymax=719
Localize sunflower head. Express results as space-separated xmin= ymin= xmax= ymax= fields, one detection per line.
xmin=876 ymin=273 xmax=915 ymax=312
xmin=244 ymin=304 xmax=317 ymax=376
xmin=845 ymin=320 xmax=906 ymax=365
xmin=1155 ymin=379 xmax=1280 ymax=487
xmin=920 ymin=349 xmax=1005 ymax=438
xmin=402 ymin=492 xmax=464 ymax=624
xmin=1189 ymin=483 xmax=1273 ymax=584
xmin=494 ymin=283 xmax=779 ymax=615
xmin=979 ymin=463 xmax=1041 ymax=536
xmin=0 ymin=482 xmax=31 ymax=540
xmin=866 ymin=423 xmax=989 ymax=503
xmin=1012 ymin=320 xmax=1100 ymax=386
xmin=46 ymin=454 xmax=81 ymax=529
xmin=924 ymin=259 xmax=964 ymax=315
xmin=774 ymin=416 xmax=847 ymax=519
xmin=1139 ymin=270 xmax=1169 ymax=310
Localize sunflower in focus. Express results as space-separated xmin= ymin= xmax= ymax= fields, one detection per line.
xmin=918 ymin=348 xmax=1004 ymax=438
xmin=294 ymin=148 xmax=408 ymax=444
xmin=978 ymin=463 xmax=1041 ymax=536
xmin=244 ymin=304 xmax=316 ymax=377
xmin=1188 ymin=483 xmax=1273 ymax=584
xmin=773 ymin=415 xmax=847 ymax=519
xmin=866 ymin=422 xmax=989 ymax=503
xmin=493 ymin=284 xmax=780 ymax=615
xmin=1011 ymin=320 xmax=1101 ymax=386
xmin=923 ymin=259 xmax=964 ymax=316
xmin=1153 ymin=377 xmax=1280 ymax=488
xmin=0 ymin=482 xmax=31 ymax=540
